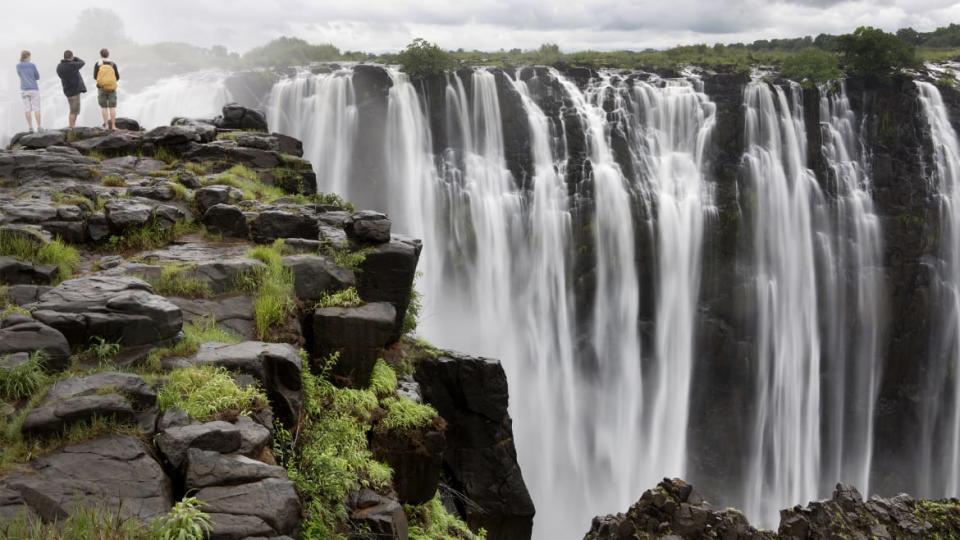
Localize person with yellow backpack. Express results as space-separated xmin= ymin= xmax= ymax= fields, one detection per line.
xmin=93 ymin=48 xmax=119 ymax=131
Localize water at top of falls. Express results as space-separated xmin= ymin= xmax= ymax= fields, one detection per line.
xmin=265 ymin=67 xmax=357 ymax=198
xmin=817 ymin=83 xmax=885 ymax=498
xmin=915 ymin=80 xmax=960 ymax=497
xmin=744 ymin=80 xmax=823 ymax=527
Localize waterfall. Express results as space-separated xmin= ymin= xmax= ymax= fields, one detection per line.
xmin=818 ymin=83 xmax=885 ymax=496
xmin=916 ymin=80 xmax=960 ymax=497
xmin=265 ymin=68 xmax=357 ymax=198
xmin=743 ymin=81 xmax=823 ymax=527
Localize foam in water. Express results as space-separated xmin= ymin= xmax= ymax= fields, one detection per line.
xmin=743 ymin=80 xmax=823 ymax=527
xmin=916 ymin=80 xmax=960 ymax=497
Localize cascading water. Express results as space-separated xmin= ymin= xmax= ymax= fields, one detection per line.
xmin=743 ymin=80 xmax=823 ymax=527
xmin=265 ymin=68 xmax=357 ymax=200
xmin=916 ymin=80 xmax=960 ymax=497
xmin=818 ymin=83 xmax=885 ymax=496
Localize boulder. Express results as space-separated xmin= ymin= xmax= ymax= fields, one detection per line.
xmin=272 ymin=132 xmax=303 ymax=157
xmin=170 ymin=117 xmax=217 ymax=142
xmin=344 ymin=210 xmax=391 ymax=243
xmin=311 ymin=302 xmax=396 ymax=386
xmin=14 ymin=131 xmax=66 ymax=149
xmin=0 ymin=256 xmax=57 ymax=285
xmin=414 ymin=353 xmax=535 ymax=539
xmin=129 ymin=182 xmax=178 ymax=202
xmin=347 ymin=489 xmax=409 ymax=539
xmin=70 ymin=131 xmax=142 ymax=156
xmin=166 ymin=341 xmax=303 ymax=426
xmin=234 ymin=415 xmax=271 ymax=457
xmin=21 ymin=372 xmax=157 ymax=436
xmin=114 ymin=118 xmax=141 ymax=131
xmin=371 ymin=424 xmax=445 ymax=505
xmin=250 ymin=209 xmax=319 ymax=243
xmin=144 ymin=125 xmax=208 ymax=148
xmin=155 ymin=421 xmax=242 ymax=469
xmin=105 ymin=199 xmax=185 ymax=232
xmin=29 ymin=275 xmax=182 ymax=348
xmin=282 ymin=254 xmax=355 ymax=304
xmin=182 ymin=140 xmax=281 ymax=169
xmin=3 ymin=284 xmax=51 ymax=305
xmin=185 ymin=449 xmax=286 ymax=489
xmin=196 ymin=478 xmax=300 ymax=537
xmin=203 ymin=203 xmax=250 ymax=239
xmin=215 ymin=103 xmax=269 ymax=132
xmin=0 ymin=435 xmax=172 ymax=522
xmin=356 ymin=236 xmax=422 ymax=339
xmin=207 ymin=513 xmax=277 ymax=540
xmin=0 ymin=315 xmax=72 ymax=371
xmin=196 ymin=186 xmax=244 ymax=214
xmin=0 ymin=147 xmax=96 ymax=180
xmin=171 ymin=295 xmax=256 ymax=340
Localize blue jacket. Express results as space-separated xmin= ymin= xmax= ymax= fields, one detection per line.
xmin=16 ymin=61 xmax=39 ymax=91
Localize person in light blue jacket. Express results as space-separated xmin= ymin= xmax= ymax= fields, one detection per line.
xmin=16 ymin=50 xmax=41 ymax=132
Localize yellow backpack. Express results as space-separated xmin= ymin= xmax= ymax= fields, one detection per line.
xmin=97 ymin=63 xmax=118 ymax=91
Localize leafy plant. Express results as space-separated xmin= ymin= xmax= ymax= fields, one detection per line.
xmin=158 ymin=365 xmax=267 ymax=421
xmin=316 ymin=287 xmax=363 ymax=308
xmin=0 ymin=352 xmax=48 ymax=401
xmin=403 ymin=285 xmax=422 ymax=336
xmin=90 ymin=337 xmax=122 ymax=363
xmin=153 ymin=497 xmax=212 ymax=540
xmin=407 ymin=495 xmax=485 ymax=540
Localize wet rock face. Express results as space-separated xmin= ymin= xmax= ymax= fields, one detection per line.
xmin=415 ymin=353 xmax=535 ymax=539
xmin=0 ymin=314 xmax=70 ymax=370
xmin=311 ymin=302 xmax=397 ymax=386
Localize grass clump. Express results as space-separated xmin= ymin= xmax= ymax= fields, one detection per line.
xmin=407 ymin=495 xmax=485 ymax=540
xmin=316 ymin=287 xmax=363 ymax=309
xmin=101 ymin=174 xmax=127 ymax=187
xmin=158 ymin=365 xmax=267 ymax=421
xmin=914 ymin=500 xmax=960 ymax=534
xmin=246 ymin=240 xmax=297 ymax=340
xmin=208 ymin=164 xmax=286 ymax=202
xmin=279 ymin=355 xmax=392 ymax=539
xmin=369 ymin=359 xmax=398 ymax=399
xmin=0 ymin=232 xmax=80 ymax=283
xmin=154 ymin=146 xmax=179 ymax=166
xmin=152 ymin=263 xmax=212 ymax=298
xmin=184 ymin=161 xmax=211 ymax=176
xmin=376 ymin=396 xmax=438 ymax=434
xmin=144 ymin=316 xmax=241 ymax=372
xmin=0 ymin=352 xmax=48 ymax=401
xmin=106 ymin=220 xmax=198 ymax=252
xmin=324 ymin=246 xmax=368 ymax=271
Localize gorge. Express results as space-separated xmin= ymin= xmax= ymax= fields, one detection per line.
xmin=3 ymin=52 xmax=960 ymax=538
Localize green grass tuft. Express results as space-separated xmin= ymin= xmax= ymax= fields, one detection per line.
xmin=207 ymin=164 xmax=287 ymax=202
xmin=0 ymin=232 xmax=80 ymax=283
xmin=101 ymin=174 xmax=127 ymax=187
xmin=324 ymin=246 xmax=368 ymax=271
xmin=0 ymin=352 xmax=48 ymax=401
xmin=151 ymin=263 xmax=213 ymax=298
xmin=369 ymin=359 xmax=398 ymax=399
xmin=143 ymin=316 xmax=241 ymax=372
xmin=158 ymin=365 xmax=267 ymax=421
xmin=407 ymin=495 xmax=486 ymax=540
xmin=246 ymin=240 xmax=297 ymax=340
xmin=316 ymin=287 xmax=363 ymax=309
xmin=376 ymin=396 xmax=438 ymax=434
xmin=106 ymin=220 xmax=199 ymax=252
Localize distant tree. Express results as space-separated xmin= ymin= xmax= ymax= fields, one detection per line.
xmin=837 ymin=26 xmax=917 ymax=79
xmin=780 ymin=48 xmax=842 ymax=86
xmin=69 ymin=8 xmax=130 ymax=50
xmin=896 ymin=28 xmax=923 ymax=46
xmin=397 ymin=38 xmax=455 ymax=78
xmin=813 ymin=33 xmax=838 ymax=51
xmin=242 ymin=37 xmax=341 ymax=67
xmin=531 ymin=43 xmax=563 ymax=65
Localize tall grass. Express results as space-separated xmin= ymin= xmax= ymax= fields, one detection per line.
xmin=158 ymin=365 xmax=268 ymax=421
xmin=246 ymin=240 xmax=296 ymax=340
xmin=0 ymin=232 xmax=80 ymax=282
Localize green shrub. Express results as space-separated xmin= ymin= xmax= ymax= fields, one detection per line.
xmin=780 ymin=48 xmax=841 ymax=85
xmin=243 ymin=37 xmax=342 ymax=67
xmin=283 ymin=355 xmax=392 ymax=538
xmin=369 ymin=359 xmax=398 ymax=399
xmin=153 ymin=497 xmax=212 ymax=540
xmin=407 ymin=495 xmax=485 ymax=540
xmin=398 ymin=38 xmax=456 ymax=78
xmin=247 ymin=240 xmax=297 ymax=340
xmin=316 ymin=287 xmax=363 ymax=308
xmin=838 ymin=26 xmax=917 ymax=79
xmin=376 ymin=396 xmax=438 ymax=434
xmin=158 ymin=365 xmax=267 ymax=421
xmin=0 ymin=233 xmax=80 ymax=283
xmin=0 ymin=352 xmax=48 ymax=401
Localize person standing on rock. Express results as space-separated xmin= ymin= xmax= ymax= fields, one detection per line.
xmin=55 ymin=50 xmax=86 ymax=130
xmin=16 ymin=50 xmax=42 ymax=132
xmin=93 ymin=48 xmax=119 ymax=131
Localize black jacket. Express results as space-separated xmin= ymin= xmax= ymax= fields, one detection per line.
xmin=93 ymin=61 xmax=120 ymax=86
xmin=56 ymin=58 xmax=86 ymax=97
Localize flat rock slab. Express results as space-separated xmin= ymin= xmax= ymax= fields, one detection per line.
xmin=172 ymin=295 xmax=256 ymax=340
xmin=0 ymin=314 xmax=70 ymax=371
xmin=0 ymin=435 xmax=172 ymax=522
xmin=196 ymin=478 xmax=300 ymax=538
xmin=28 ymin=275 xmax=182 ymax=348
xmin=156 ymin=421 xmax=242 ymax=469
xmin=185 ymin=448 xmax=286 ymax=489
xmin=21 ymin=371 xmax=157 ymax=436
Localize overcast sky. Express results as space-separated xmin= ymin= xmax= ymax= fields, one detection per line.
xmin=3 ymin=0 xmax=960 ymax=53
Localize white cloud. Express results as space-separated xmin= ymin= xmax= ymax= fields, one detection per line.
xmin=1 ymin=0 xmax=959 ymax=54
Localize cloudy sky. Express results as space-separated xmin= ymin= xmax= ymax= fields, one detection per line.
xmin=3 ymin=0 xmax=960 ymax=53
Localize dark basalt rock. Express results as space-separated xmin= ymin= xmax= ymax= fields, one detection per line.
xmin=170 ymin=117 xmax=217 ymax=142
xmin=70 ymin=130 xmax=143 ymax=156
xmin=0 ymin=435 xmax=173 ymax=522
xmin=311 ymin=302 xmax=396 ymax=387
xmin=0 ymin=147 xmax=97 ymax=181
xmin=182 ymin=140 xmax=282 ymax=169
xmin=346 ymin=489 xmax=409 ymax=540
xmin=28 ymin=275 xmax=182 ymax=348
xmin=215 ymin=103 xmax=269 ymax=132
xmin=0 ymin=256 xmax=57 ymax=285
xmin=196 ymin=478 xmax=300 ymax=538
xmin=414 ymin=353 xmax=535 ymax=539
xmin=370 ymin=421 xmax=445 ymax=505
xmin=185 ymin=448 xmax=286 ymax=489
xmin=0 ymin=314 xmax=70 ymax=370
xmin=114 ymin=117 xmax=141 ymax=131
xmin=13 ymin=130 xmax=66 ymax=149
xmin=21 ymin=371 xmax=158 ymax=436
xmin=355 ymin=236 xmax=422 ymax=339
xmin=283 ymin=254 xmax=355 ymax=304
xmin=104 ymin=198 xmax=186 ymax=233
xmin=156 ymin=421 xmax=243 ymax=469
xmin=203 ymin=203 xmax=250 ymax=239
xmin=250 ymin=208 xmax=319 ymax=243
xmin=344 ymin=210 xmax=391 ymax=243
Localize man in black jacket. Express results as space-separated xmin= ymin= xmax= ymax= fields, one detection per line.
xmin=55 ymin=50 xmax=86 ymax=129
